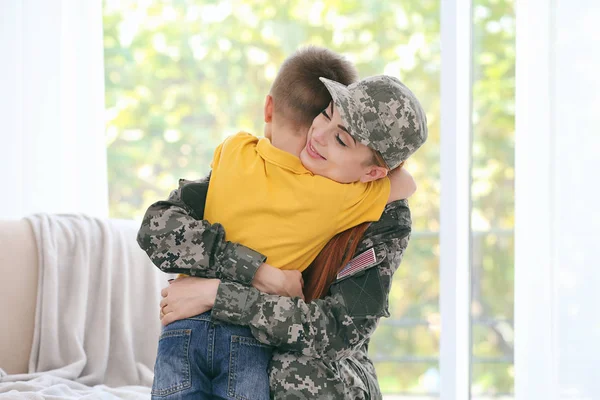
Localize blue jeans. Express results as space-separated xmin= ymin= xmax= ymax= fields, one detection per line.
xmin=151 ymin=312 xmax=272 ymax=400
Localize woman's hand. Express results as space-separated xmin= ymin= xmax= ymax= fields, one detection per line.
xmin=159 ymin=276 xmax=220 ymax=326
xmin=252 ymin=263 xmax=304 ymax=300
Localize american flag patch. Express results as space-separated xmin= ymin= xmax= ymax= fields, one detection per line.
xmin=336 ymin=247 xmax=377 ymax=281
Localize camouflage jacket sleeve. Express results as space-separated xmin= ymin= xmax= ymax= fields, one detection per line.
xmin=211 ymin=199 xmax=412 ymax=361
xmin=136 ymin=176 xmax=266 ymax=285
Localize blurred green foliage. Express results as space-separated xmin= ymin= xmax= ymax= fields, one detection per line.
xmin=103 ymin=0 xmax=514 ymax=395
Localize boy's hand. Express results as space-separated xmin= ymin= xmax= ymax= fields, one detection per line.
xmin=253 ymin=263 xmax=305 ymax=300
xmin=387 ymin=167 xmax=417 ymax=203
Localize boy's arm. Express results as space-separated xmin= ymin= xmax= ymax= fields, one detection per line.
xmin=387 ymin=167 xmax=417 ymax=203
xmin=136 ymin=176 xmax=266 ymax=285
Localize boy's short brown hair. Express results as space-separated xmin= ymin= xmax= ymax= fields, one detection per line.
xmin=269 ymin=46 xmax=358 ymax=129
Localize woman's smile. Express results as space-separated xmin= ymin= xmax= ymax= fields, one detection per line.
xmin=306 ymin=139 xmax=326 ymax=160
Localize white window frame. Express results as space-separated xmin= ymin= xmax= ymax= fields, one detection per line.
xmin=440 ymin=0 xmax=473 ymax=399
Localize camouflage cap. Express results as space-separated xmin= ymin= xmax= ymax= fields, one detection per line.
xmin=319 ymin=75 xmax=428 ymax=169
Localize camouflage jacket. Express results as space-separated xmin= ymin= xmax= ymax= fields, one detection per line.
xmin=136 ymin=175 xmax=266 ymax=285
xmin=137 ymin=177 xmax=412 ymax=399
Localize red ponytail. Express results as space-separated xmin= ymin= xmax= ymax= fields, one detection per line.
xmin=302 ymin=222 xmax=370 ymax=302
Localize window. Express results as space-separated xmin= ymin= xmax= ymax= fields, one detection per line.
xmin=103 ymin=0 xmax=515 ymax=397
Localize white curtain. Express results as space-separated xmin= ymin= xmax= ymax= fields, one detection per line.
xmin=0 ymin=1 xmax=108 ymax=219
xmin=515 ymin=0 xmax=600 ymax=399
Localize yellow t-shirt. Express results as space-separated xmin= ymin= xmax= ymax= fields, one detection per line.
xmin=204 ymin=132 xmax=391 ymax=272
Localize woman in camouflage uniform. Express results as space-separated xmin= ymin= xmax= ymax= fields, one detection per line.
xmin=138 ymin=76 xmax=426 ymax=399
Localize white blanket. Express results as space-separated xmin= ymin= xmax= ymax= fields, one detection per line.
xmin=0 ymin=214 xmax=171 ymax=399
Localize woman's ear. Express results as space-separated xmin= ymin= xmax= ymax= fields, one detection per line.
xmin=360 ymin=166 xmax=388 ymax=183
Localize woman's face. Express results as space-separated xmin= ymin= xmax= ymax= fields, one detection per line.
xmin=299 ymin=102 xmax=382 ymax=184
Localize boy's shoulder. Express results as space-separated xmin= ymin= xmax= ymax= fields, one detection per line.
xmin=212 ymin=132 xmax=260 ymax=168
xmin=316 ymin=175 xmax=387 ymax=189
xmin=218 ymin=132 xmax=260 ymax=154
xmin=223 ymin=131 xmax=259 ymax=145
xmin=311 ymin=175 xmax=380 ymax=197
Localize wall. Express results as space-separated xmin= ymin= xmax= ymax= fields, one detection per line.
xmin=515 ymin=0 xmax=600 ymax=399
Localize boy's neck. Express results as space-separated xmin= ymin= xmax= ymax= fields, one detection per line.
xmin=269 ymin=121 xmax=307 ymax=157
xmin=270 ymin=133 xmax=305 ymax=157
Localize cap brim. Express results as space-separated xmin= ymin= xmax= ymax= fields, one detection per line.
xmin=319 ymin=77 xmax=369 ymax=146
